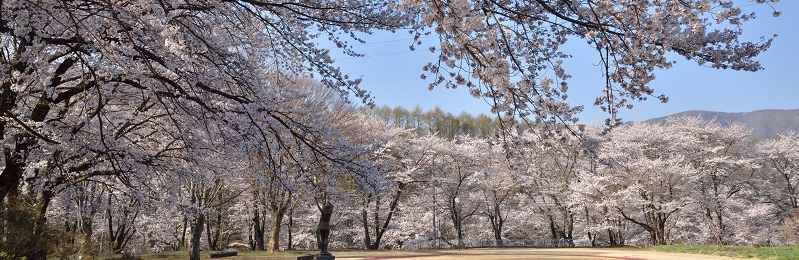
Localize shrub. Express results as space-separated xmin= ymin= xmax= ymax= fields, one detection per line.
xmin=119 ymin=251 xmax=142 ymax=260
xmin=0 ymin=251 xmax=26 ymax=260
xmin=0 ymin=195 xmax=69 ymax=259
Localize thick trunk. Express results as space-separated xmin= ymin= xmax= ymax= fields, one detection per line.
xmin=620 ymin=209 xmax=667 ymax=245
xmin=493 ymin=231 xmax=503 ymax=246
xmin=22 ymin=191 xmax=54 ymax=260
xmin=0 ymin=158 xmax=24 ymax=203
xmin=189 ymin=213 xmax=206 ymax=260
xmin=267 ymin=204 xmax=286 ymax=252
xmin=0 ymin=87 xmax=62 ymax=203
xmin=449 ymin=203 xmax=463 ymax=249
xmin=253 ymin=208 xmax=265 ymax=251
xmin=0 ymin=57 xmax=78 ymax=203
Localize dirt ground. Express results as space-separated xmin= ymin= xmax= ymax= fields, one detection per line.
xmin=329 ymin=248 xmax=746 ymax=260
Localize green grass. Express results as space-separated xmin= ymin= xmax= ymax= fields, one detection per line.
xmin=645 ymin=244 xmax=799 ymax=260
xmin=140 ymin=250 xmax=313 ymax=260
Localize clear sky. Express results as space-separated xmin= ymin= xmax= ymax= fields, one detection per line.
xmin=329 ymin=1 xmax=798 ymax=123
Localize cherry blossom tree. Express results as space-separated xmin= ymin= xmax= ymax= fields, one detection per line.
xmin=429 ymin=135 xmax=487 ymax=248
xmin=354 ymin=125 xmax=433 ymax=250
xmin=1 ymin=2 xmax=407 ymax=254
xmin=756 ymin=132 xmax=799 ymax=216
xmin=409 ymin=0 xmax=778 ymax=126
xmin=673 ymin=117 xmax=757 ymax=245
xmin=571 ymin=122 xmax=696 ymax=245
xmin=472 ymin=142 xmax=522 ymax=246
xmin=0 ymin=0 xmax=786 ymax=257
xmin=516 ymin=128 xmax=591 ymax=246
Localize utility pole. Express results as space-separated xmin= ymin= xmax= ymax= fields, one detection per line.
xmin=455 ymin=197 xmax=462 ymax=250
xmin=431 ymin=157 xmax=438 ymax=249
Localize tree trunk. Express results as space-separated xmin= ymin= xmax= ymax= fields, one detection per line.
xmin=455 ymin=214 xmax=463 ymax=249
xmin=492 ymin=224 xmax=503 ymax=247
xmin=449 ymin=201 xmax=463 ymax=249
xmin=0 ymin=159 xmax=24 ymax=204
xmin=0 ymin=87 xmax=57 ymax=203
xmin=361 ymin=202 xmax=371 ymax=249
xmin=287 ymin=209 xmax=293 ymax=250
xmin=489 ymin=210 xmax=503 ymax=246
xmin=21 ymin=190 xmax=54 ymax=260
xmin=268 ymin=204 xmax=287 ymax=252
xmin=608 ymin=229 xmax=618 ymax=246
xmin=253 ymin=208 xmax=265 ymax=251
xmin=205 ymin=210 xmax=222 ymax=250
xmin=180 ymin=216 xmax=188 ymax=250
xmin=548 ymin=215 xmax=560 ymax=239
xmin=620 ymin=208 xmax=669 ymax=245
xmin=370 ymin=195 xmax=380 ymax=250
xmin=215 ymin=211 xmax=222 ymax=249
xmin=189 ymin=213 xmax=206 ymax=260
xmin=367 ymin=182 xmax=404 ymax=250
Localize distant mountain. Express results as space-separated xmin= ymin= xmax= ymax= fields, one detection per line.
xmin=644 ymin=109 xmax=799 ymax=139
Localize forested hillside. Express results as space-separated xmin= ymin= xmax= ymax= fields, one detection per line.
xmin=645 ymin=109 xmax=799 ymax=139
xmin=364 ymin=105 xmax=503 ymax=139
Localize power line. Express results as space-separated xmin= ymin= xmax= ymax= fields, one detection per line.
xmin=333 ymin=50 xmax=419 ymax=60
xmin=350 ymin=35 xmax=432 ymax=47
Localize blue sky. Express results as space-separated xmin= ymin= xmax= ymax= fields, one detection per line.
xmin=329 ymin=1 xmax=797 ymax=123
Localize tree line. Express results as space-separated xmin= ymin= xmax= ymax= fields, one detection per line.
xmin=364 ymin=105 xmax=501 ymax=139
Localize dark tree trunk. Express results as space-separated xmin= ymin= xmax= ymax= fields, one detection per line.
xmin=189 ymin=213 xmax=206 ymax=260
xmin=253 ymin=208 xmax=265 ymax=251
xmin=0 ymin=156 xmax=25 ymax=204
xmin=107 ymin=198 xmax=138 ymax=254
xmin=365 ymin=182 xmax=404 ymax=250
xmin=622 ymin=210 xmax=670 ymax=245
xmin=287 ymin=208 xmax=294 ymax=250
xmin=180 ymin=216 xmax=188 ymax=250
xmin=361 ymin=198 xmax=371 ymax=249
xmin=22 ymin=190 xmax=54 ymax=260
xmin=205 ymin=210 xmax=222 ymax=250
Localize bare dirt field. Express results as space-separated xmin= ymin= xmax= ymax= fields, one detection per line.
xmin=330 ymin=248 xmax=745 ymax=260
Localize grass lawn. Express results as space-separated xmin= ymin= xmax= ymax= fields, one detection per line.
xmin=645 ymin=245 xmax=799 ymax=260
xmin=139 ymin=250 xmax=314 ymax=260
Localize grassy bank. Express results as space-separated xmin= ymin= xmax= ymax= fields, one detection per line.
xmin=137 ymin=250 xmax=313 ymax=260
xmin=645 ymin=245 xmax=799 ymax=260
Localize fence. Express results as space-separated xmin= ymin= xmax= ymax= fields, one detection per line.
xmin=402 ymin=238 xmax=574 ymax=250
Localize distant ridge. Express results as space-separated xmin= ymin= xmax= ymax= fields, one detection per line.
xmin=644 ymin=109 xmax=799 ymax=139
